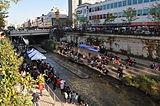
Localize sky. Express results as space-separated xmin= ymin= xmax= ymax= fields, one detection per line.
xmin=6 ymin=0 xmax=68 ymax=26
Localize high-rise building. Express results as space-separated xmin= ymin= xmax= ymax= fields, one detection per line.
xmin=68 ymin=0 xmax=105 ymax=20
xmin=68 ymin=0 xmax=79 ymax=20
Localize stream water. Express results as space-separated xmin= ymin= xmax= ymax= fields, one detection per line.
xmin=45 ymin=53 xmax=158 ymax=106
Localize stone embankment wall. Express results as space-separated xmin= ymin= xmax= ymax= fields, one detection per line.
xmin=58 ymin=32 xmax=160 ymax=60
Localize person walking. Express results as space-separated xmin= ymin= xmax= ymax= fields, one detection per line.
xmin=53 ymin=75 xmax=57 ymax=91
xmin=32 ymin=90 xmax=40 ymax=106
xmin=56 ymin=77 xmax=61 ymax=88
xmin=64 ymin=91 xmax=68 ymax=103
xmin=38 ymin=83 xmax=44 ymax=96
xmin=117 ymin=65 xmax=123 ymax=79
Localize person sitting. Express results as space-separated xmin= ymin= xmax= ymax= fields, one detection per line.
xmin=150 ymin=63 xmax=156 ymax=69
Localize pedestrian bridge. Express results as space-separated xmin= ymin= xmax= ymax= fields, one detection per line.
xmin=9 ymin=30 xmax=50 ymax=36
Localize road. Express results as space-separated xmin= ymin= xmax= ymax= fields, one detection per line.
xmin=44 ymin=53 xmax=158 ymax=106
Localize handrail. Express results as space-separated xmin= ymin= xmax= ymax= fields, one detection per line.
xmin=44 ymin=82 xmax=64 ymax=106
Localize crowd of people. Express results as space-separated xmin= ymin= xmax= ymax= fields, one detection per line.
xmin=150 ymin=62 xmax=160 ymax=71
xmin=13 ymin=38 xmax=89 ymax=106
xmin=58 ymin=41 xmax=127 ymax=78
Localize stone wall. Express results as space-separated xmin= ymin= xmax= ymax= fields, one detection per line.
xmin=59 ymin=32 xmax=160 ymax=59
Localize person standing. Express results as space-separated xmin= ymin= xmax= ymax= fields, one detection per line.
xmin=118 ymin=66 xmax=123 ymax=79
xmin=53 ymin=75 xmax=57 ymax=91
xmin=64 ymin=91 xmax=68 ymax=103
xmin=38 ymin=83 xmax=44 ymax=96
xmin=32 ymin=90 xmax=40 ymax=106
xmin=56 ymin=77 xmax=61 ymax=88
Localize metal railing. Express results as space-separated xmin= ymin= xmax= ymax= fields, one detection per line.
xmin=44 ymin=83 xmax=64 ymax=106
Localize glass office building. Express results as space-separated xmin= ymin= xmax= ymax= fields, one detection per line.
xmin=76 ymin=0 xmax=160 ymax=26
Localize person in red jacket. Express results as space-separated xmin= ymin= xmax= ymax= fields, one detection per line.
xmin=56 ymin=77 xmax=61 ymax=88
xmin=38 ymin=83 xmax=44 ymax=96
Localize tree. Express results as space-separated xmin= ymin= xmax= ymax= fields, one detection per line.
xmin=122 ymin=7 xmax=138 ymax=24
xmin=0 ymin=37 xmax=35 ymax=105
xmin=79 ymin=17 xmax=88 ymax=30
xmin=150 ymin=3 xmax=160 ymax=22
xmin=0 ymin=0 xmax=20 ymax=9
xmin=150 ymin=3 xmax=160 ymax=26
xmin=0 ymin=9 xmax=8 ymax=28
xmin=0 ymin=0 xmax=20 ymax=27
xmin=72 ymin=13 xmax=78 ymax=28
xmin=104 ymin=13 xmax=117 ymax=25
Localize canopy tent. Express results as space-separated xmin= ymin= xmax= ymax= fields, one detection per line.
xmin=79 ymin=44 xmax=99 ymax=52
xmin=27 ymin=48 xmax=46 ymax=60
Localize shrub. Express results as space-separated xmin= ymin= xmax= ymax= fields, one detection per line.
xmin=122 ymin=75 xmax=160 ymax=100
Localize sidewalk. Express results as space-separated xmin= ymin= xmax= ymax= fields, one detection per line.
xmin=36 ymin=88 xmax=76 ymax=106
xmin=114 ymin=53 xmax=158 ymax=67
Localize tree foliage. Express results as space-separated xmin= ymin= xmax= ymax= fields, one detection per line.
xmin=104 ymin=13 xmax=117 ymax=25
xmin=0 ymin=0 xmax=20 ymax=9
xmin=0 ymin=37 xmax=34 ymax=105
xmin=122 ymin=75 xmax=160 ymax=100
xmin=122 ymin=7 xmax=138 ymax=24
xmin=150 ymin=3 xmax=160 ymax=23
xmin=0 ymin=0 xmax=20 ymax=27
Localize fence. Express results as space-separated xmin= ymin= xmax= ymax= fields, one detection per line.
xmin=44 ymin=83 xmax=64 ymax=106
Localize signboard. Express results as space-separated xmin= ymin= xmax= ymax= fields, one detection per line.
xmin=76 ymin=10 xmax=82 ymax=14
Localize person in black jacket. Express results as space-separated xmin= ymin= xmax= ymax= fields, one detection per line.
xmin=32 ymin=90 xmax=40 ymax=106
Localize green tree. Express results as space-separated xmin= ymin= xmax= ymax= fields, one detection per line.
xmin=0 ymin=0 xmax=20 ymax=9
xmin=0 ymin=0 xmax=20 ymax=27
xmin=150 ymin=3 xmax=160 ymax=33
xmin=122 ymin=7 xmax=138 ymax=24
xmin=104 ymin=13 xmax=117 ymax=25
xmin=150 ymin=3 xmax=160 ymax=22
xmin=72 ymin=13 xmax=78 ymax=28
xmin=79 ymin=17 xmax=88 ymax=30
xmin=0 ymin=37 xmax=35 ymax=105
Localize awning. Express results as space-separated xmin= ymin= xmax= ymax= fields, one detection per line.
xmin=79 ymin=44 xmax=99 ymax=52
xmin=27 ymin=48 xmax=46 ymax=60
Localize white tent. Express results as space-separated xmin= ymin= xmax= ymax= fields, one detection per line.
xmin=27 ymin=48 xmax=46 ymax=60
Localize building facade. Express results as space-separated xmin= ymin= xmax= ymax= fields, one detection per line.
xmin=68 ymin=0 xmax=105 ymax=27
xmin=76 ymin=0 xmax=160 ymax=27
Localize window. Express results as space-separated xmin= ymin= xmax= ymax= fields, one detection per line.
xmin=107 ymin=4 xmax=110 ymax=9
xmin=118 ymin=1 xmax=122 ymax=7
xmin=103 ymin=14 xmax=106 ymax=19
xmin=137 ymin=9 xmax=143 ymax=16
xmin=89 ymin=8 xmax=91 ymax=12
xmin=89 ymin=16 xmax=91 ymax=20
xmin=127 ymin=0 xmax=132 ymax=5
xmin=114 ymin=13 xmax=118 ymax=17
xmin=102 ymin=5 xmax=106 ymax=10
xmin=143 ymin=9 xmax=150 ymax=15
xmin=150 ymin=0 xmax=156 ymax=2
xmin=100 ymin=15 xmax=103 ymax=19
xmin=138 ymin=0 xmax=143 ymax=4
xmin=133 ymin=0 xmax=137 ymax=4
xmin=117 ymin=12 xmax=123 ymax=17
xmin=144 ymin=0 xmax=149 ymax=3
xmin=99 ymin=6 xmax=103 ymax=10
xmin=114 ymin=2 xmax=118 ymax=8
xmin=123 ymin=1 xmax=127 ymax=6
xmin=84 ymin=9 xmax=86 ymax=13
xmin=111 ymin=3 xmax=114 ymax=8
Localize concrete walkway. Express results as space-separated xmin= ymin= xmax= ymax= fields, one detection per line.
xmin=37 ymin=88 xmax=76 ymax=106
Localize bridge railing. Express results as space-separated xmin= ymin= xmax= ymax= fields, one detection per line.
xmin=10 ymin=30 xmax=50 ymax=34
